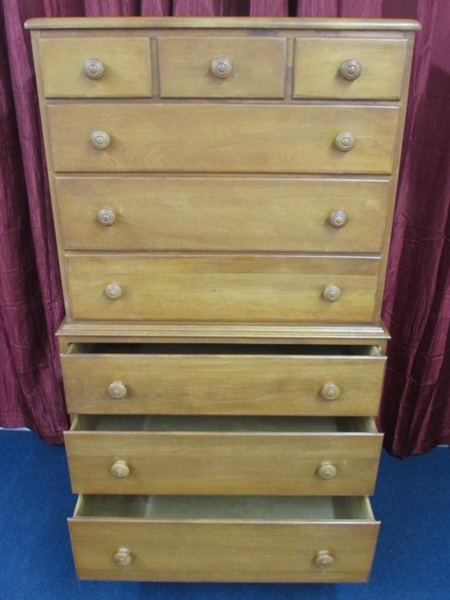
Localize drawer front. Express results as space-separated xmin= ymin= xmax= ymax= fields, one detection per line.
xmin=56 ymin=177 xmax=390 ymax=253
xmin=69 ymin=496 xmax=379 ymax=582
xmin=293 ymin=38 xmax=407 ymax=99
xmin=38 ymin=37 xmax=152 ymax=98
xmin=61 ymin=346 xmax=386 ymax=416
xmin=158 ymin=36 xmax=286 ymax=98
xmin=65 ymin=254 xmax=380 ymax=324
xmin=65 ymin=416 xmax=382 ymax=496
xmin=47 ymin=104 xmax=399 ymax=174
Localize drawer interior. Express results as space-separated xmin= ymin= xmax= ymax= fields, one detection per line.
xmin=72 ymin=414 xmax=378 ymax=434
xmin=74 ymin=494 xmax=375 ymax=522
xmin=67 ymin=343 xmax=382 ymax=357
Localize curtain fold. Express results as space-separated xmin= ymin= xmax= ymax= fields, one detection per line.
xmin=0 ymin=0 xmax=448 ymax=456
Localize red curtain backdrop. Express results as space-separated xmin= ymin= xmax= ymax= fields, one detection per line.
xmin=1 ymin=0 xmax=449 ymax=456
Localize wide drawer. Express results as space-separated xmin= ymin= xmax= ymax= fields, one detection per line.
xmin=55 ymin=176 xmax=390 ymax=253
xmin=293 ymin=37 xmax=407 ymax=99
xmin=47 ymin=104 xmax=399 ymax=174
xmin=65 ymin=415 xmax=382 ymax=496
xmin=65 ymin=254 xmax=380 ymax=324
xmin=62 ymin=343 xmax=386 ymax=416
xmin=158 ymin=36 xmax=286 ymax=98
xmin=38 ymin=37 xmax=152 ymax=98
xmin=69 ymin=494 xmax=379 ymax=582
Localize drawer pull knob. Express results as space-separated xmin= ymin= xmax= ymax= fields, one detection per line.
xmin=110 ymin=460 xmax=130 ymax=478
xmin=329 ymin=210 xmax=348 ymax=228
xmin=317 ymin=462 xmax=337 ymax=480
xmin=320 ymin=382 xmax=341 ymax=401
xmin=340 ymin=59 xmax=362 ymax=81
xmin=108 ymin=381 xmax=127 ymax=399
xmin=323 ymin=285 xmax=341 ymax=302
xmin=83 ymin=58 xmax=105 ymax=80
xmin=97 ymin=209 xmax=116 ymax=226
xmin=113 ymin=547 xmax=132 ymax=566
xmin=315 ymin=550 xmax=334 ymax=568
xmin=334 ymin=132 xmax=355 ymax=152
xmin=91 ymin=130 xmax=110 ymax=150
xmin=105 ymin=283 xmax=122 ymax=300
xmin=211 ymin=57 xmax=232 ymax=79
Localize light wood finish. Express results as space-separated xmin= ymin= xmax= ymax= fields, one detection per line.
xmin=65 ymin=254 xmax=380 ymax=324
xmin=55 ymin=177 xmax=390 ymax=253
xmin=38 ymin=37 xmax=152 ymax=98
xmin=26 ymin=17 xmax=421 ymax=30
xmin=27 ymin=17 xmax=418 ymax=583
xmin=65 ymin=415 xmax=381 ymax=496
xmin=158 ymin=37 xmax=286 ymax=98
xmin=293 ymin=38 xmax=407 ymax=99
xmin=47 ymin=103 xmax=400 ymax=175
xmin=68 ymin=495 xmax=379 ymax=582
xmin=61 ymin=344 xmax=386 ymax=416
xmin=57 ymin=321 xmax=391 ymax=346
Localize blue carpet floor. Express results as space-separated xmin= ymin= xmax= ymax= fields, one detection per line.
xmin=1 ymin=430 xmax=449 ymax=600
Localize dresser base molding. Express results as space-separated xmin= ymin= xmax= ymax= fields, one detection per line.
xmin=69 ymin=494 xmax=379 ymax=583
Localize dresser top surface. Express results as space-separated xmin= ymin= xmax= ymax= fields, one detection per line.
xmin=25 ymin=16 xmax=420 ymax=31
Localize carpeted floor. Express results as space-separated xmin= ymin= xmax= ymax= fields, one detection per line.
xmin=0 ymin=430 xmax=448 ymax=600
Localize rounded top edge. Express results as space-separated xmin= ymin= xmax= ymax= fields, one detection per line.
xmin=24 ymin=16 xmax=421 ymax=31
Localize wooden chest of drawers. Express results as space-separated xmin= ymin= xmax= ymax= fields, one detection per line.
xmin=26 ymin=16 xmax=419 ymax=583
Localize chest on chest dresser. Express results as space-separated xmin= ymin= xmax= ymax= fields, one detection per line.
xmin=27 ymin=16 xmax=418 ymax=583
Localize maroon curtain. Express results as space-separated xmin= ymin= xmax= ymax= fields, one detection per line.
xmin=1 ymin=0 xmax=449 ymax=456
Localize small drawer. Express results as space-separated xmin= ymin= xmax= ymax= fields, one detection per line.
xmin=158 ymin=36 xmax=286 ymax=98
xmin=62 ymin=343 xmax=386 ymax=417
xmin=65 ymin=253 xmax=380 ymax=324
xmin=69 ymin=494 xmax=379 ymax=582
xmin=55 ymin=176 xmax=390 ymax=253
xmin=293 ymin=38 xmax=407 ymax=100
xmin=47 ymin=103 xmax=400 ymax=174
xmin=38 ymin=37 xmax=152 ymax=98
xmin=65 ymin=415 xmax=382 ymax=496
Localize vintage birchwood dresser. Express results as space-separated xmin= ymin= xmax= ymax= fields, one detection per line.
xmin=26 ymin=16 xmax=419 ymax=583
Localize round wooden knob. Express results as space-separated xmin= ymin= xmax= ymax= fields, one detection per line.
xmin=83 ymin=58 xmax=104 ymax=80
xmin=104 ymin=283 xmax=122 ymax=300
xmin=340 ymin=59 xmax=362 ymax=81
xmin=320 ymin=382 xmax=341 ymax=401
xmin=315 ymin=550 xmax=334 ymax=568
xmin=334 ymin=132 xmax=355 ymax=152
xmin=329 ymin=210 xmax=348 ymax=228
xmin=211 ymin=57 xmax=232 ymax=79
xmin=317 ymin=462 xmax=337 ymax=480
xmin=110 ymin=460 xmax=130 ymax=478
xmin=97 ymin=209 xmax=115 ymax=226
xmin=108 ymin=381 xmax=127 ymax=399
xmin=90 ymin=130 xmax=110 ymax=150
xmin=323 ymin=285 xmax=341 ymax=302
xmin=113 ymin=547 xmax=132 ymax=566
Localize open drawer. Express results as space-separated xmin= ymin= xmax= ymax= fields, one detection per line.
xmin=65 ymin=415 xmax=382 ymax=496
xmin=61 ymin=343 xmax=386 ymax=417
xmin=69 ymin=494 xmax=380 ymax=582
